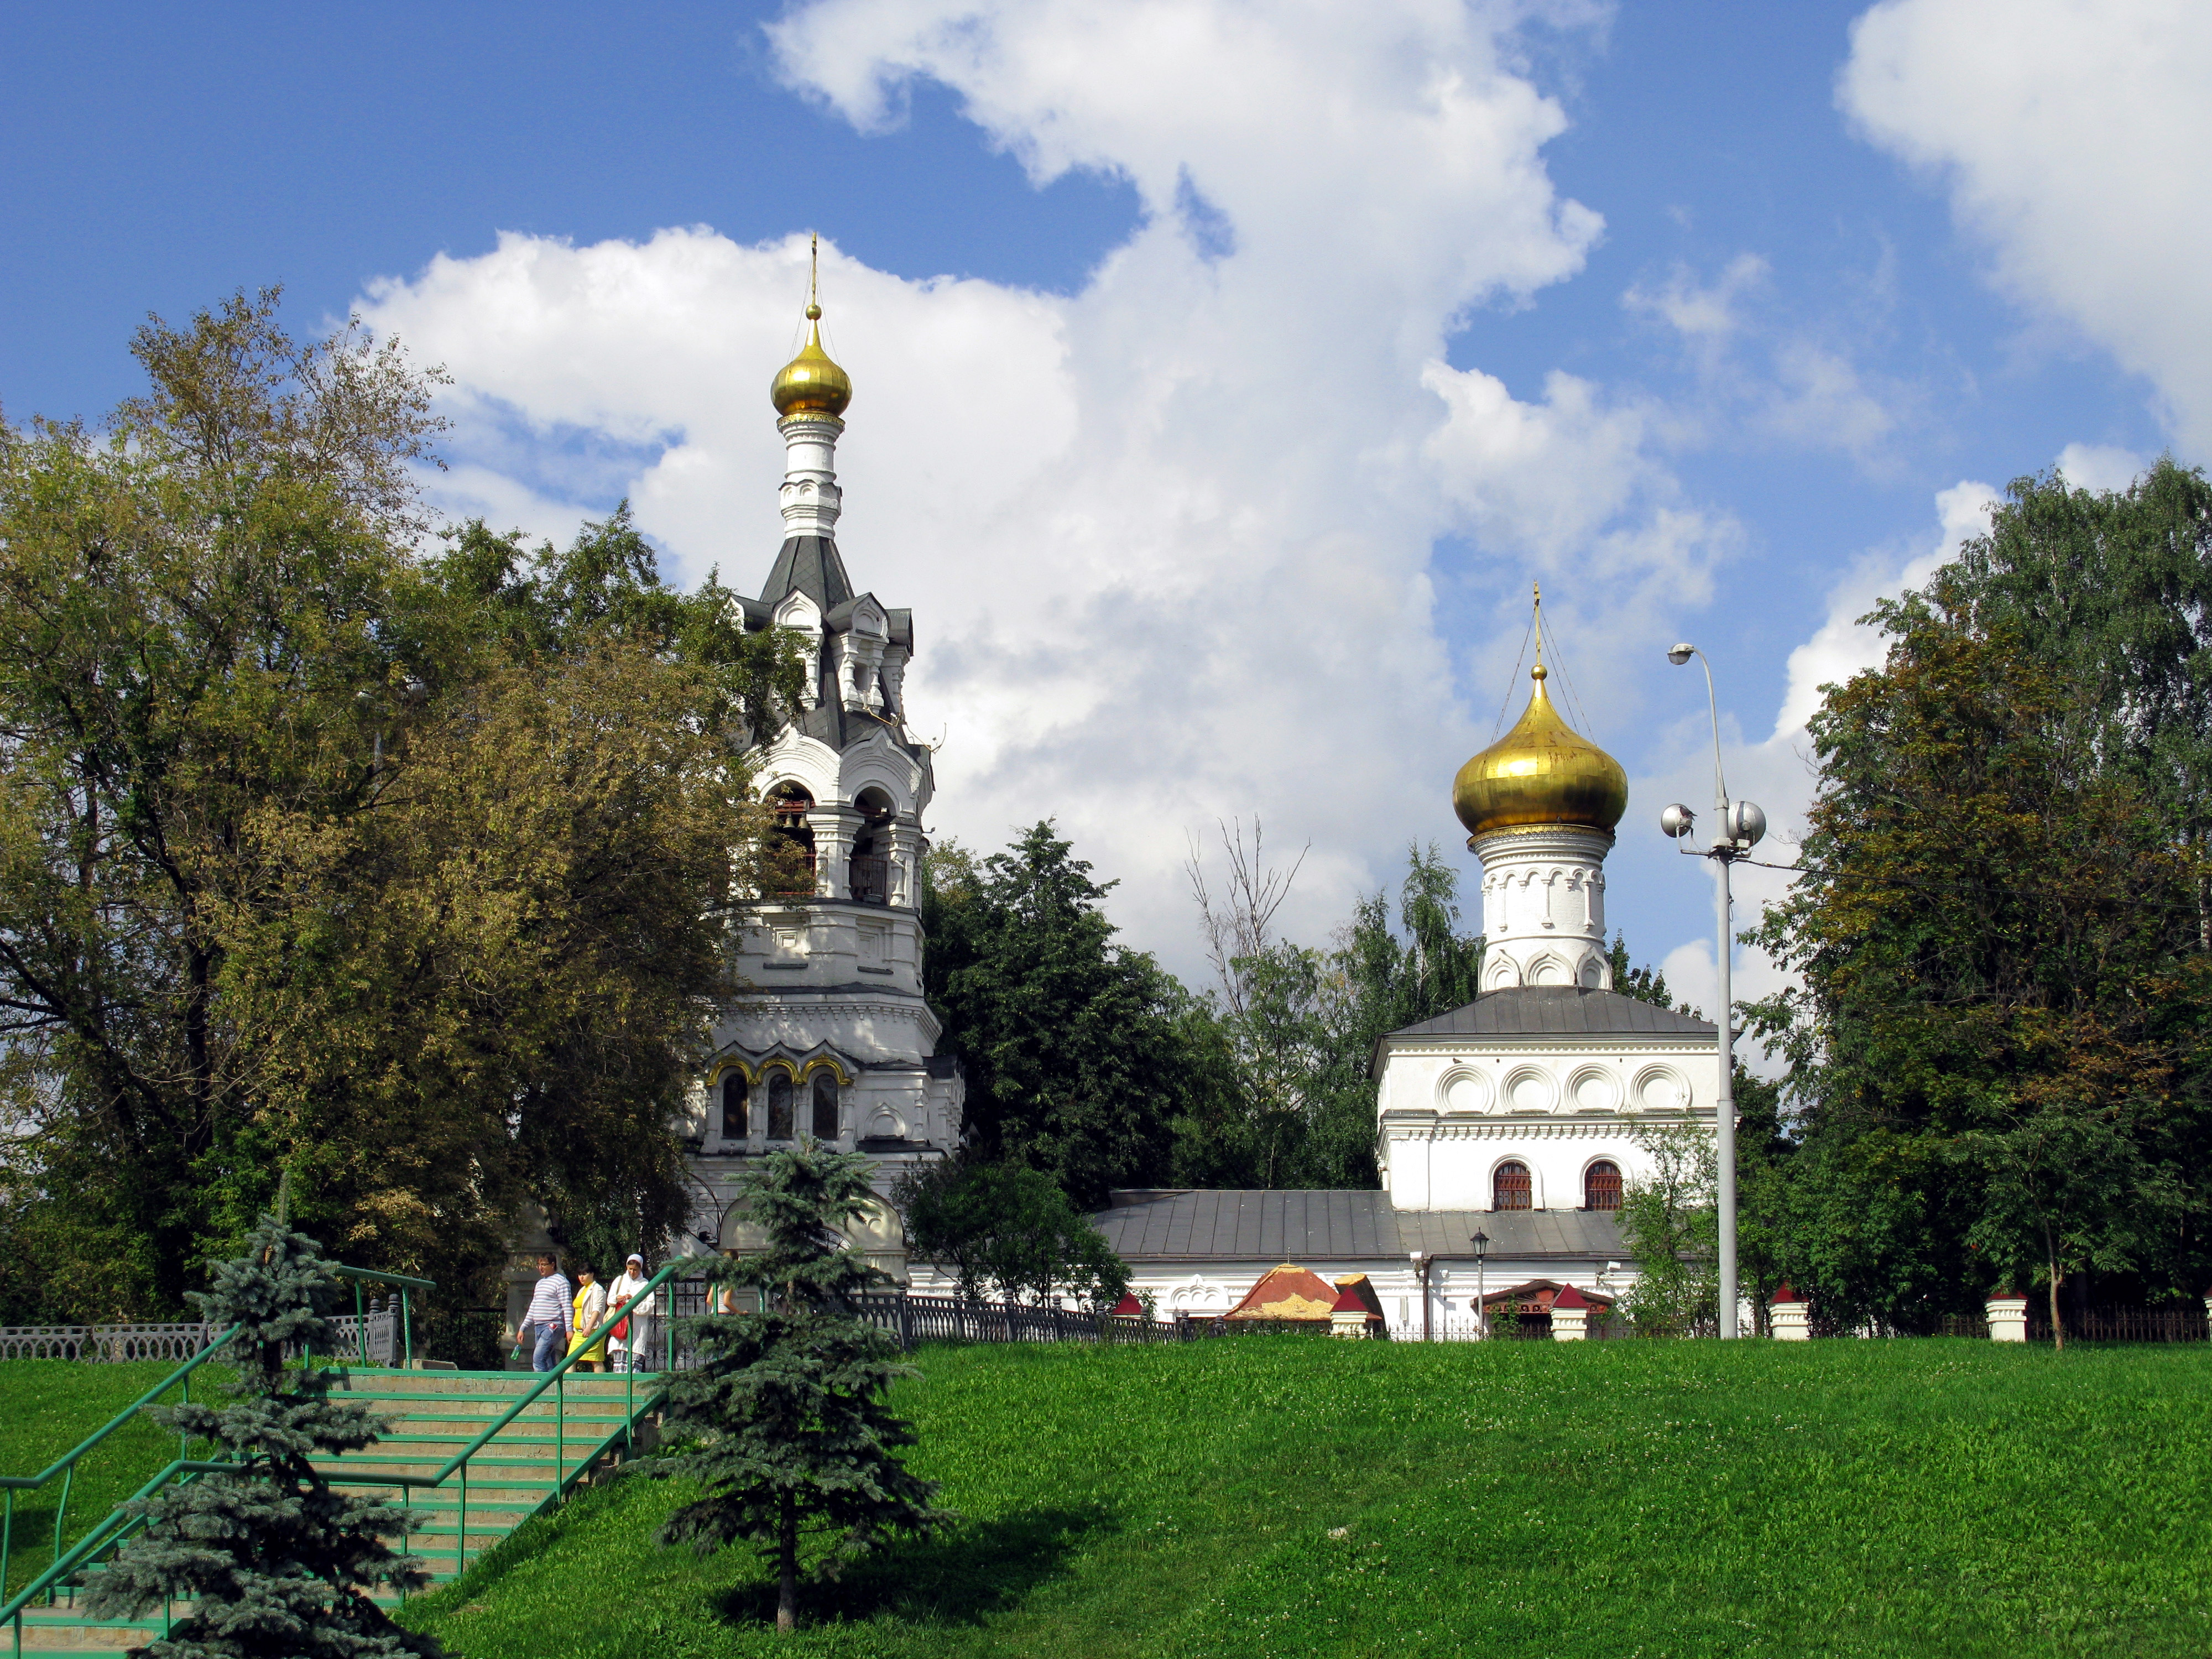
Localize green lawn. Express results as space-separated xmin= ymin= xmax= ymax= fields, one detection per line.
xmin=0 ymin=1359 xmax=208 ymax=1598
xmin=397 ymin=1337 xmax=2212 ymax=1658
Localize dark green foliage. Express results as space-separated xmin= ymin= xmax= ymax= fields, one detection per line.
xmin=1613 ymin=1121 xmax=1717 ymax=1335
xmin=654 ymin=1145 xmax=951 ymax=1633
xmin=1175 ymin=843 xmax=1484 ymax=1191
xmin=1748 ymin=463 xmax=2212 ymax=1332
xmin=86 ymin=1213 xmax=439 ymax=1658
xmin=892 ymin=1160 xmax=1131 ymax=1308
xmin=1606 ymin=932 xmax=1682 ymax=1011
xmin=922 ymin=825 xmax=1199 ymax=1203
xmin=0 ymin=291 xmax=807 ymax=1331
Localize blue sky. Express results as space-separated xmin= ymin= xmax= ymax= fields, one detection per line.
xmin=5 ymin=1 xmax=2204 ymax=1013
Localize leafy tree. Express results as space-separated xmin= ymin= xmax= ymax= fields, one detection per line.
xmin=922 ymin=825 xmax=1199 ymax=1203
xmin=1750 ymin=558 xmax=2212 ymax=1333
xmin=654 ymin=1145 xmax=951 ymax=1634
xmin=1293 ymin=844 xmax=1485 ymax=1188
xmin=1607 ymin=934 xmax=1680 ymax=1010
xmin=893 ymin=1159 xmax=1131 ymax=1308
xmin=1614 ymin=1121 xmax=1718 ymax=1337
xmin=0 ymin=290 xmax=809 ymax=1324
xmin=86 ymin=1208 xmax=439 ymax=1658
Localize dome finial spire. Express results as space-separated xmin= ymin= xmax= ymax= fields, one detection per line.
xmin=771 ymin=233 xmax=852 ymax=419
xmin=1452 ymin=585 xmax=1624 ymax=839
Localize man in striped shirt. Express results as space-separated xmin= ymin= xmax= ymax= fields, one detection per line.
xmin=521 ymin=1254 xmax=572 ymax=1372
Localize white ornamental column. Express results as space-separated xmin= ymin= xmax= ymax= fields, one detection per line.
xmin=1470 ymin=825 xmax=1613 ymax=991
xmin=1985 ymin=1291 xmax=2029 ymax=1343
xmin=883 ymin=819 xmax=922 ymax=908
xmin=778 ymin=413 xmax=844 ymax=540
xmin=811 ymin=807 xmax=860 ymax=901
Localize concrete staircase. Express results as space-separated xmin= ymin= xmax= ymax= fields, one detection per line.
xmin=9 ymin=1369 xmax=656 ymax=1653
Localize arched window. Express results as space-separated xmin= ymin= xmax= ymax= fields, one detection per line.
xmin=766 ymin=784 xmax=816 ymax=896
xmin=766 ymin=1071 xmax=794 ymax=1140
xmin=720 ymin=1073 xmax=748 ymax=1140
xmin=1585 ymin=1161 xmax=1623 ymax=1212
xmin=811 ymin=1072 xmax=839 ymax=1140
xmin=1493 ymin=1161 xmax=1532 ymax=1211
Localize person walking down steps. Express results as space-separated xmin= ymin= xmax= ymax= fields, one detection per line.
xmin=607 ymin=1253 xmax=655 ymax=1374
xmin=570 ymin=1265 xmax=609 ymax=1373
xmin=520 ymin=1253 xmax=572 ymax=1372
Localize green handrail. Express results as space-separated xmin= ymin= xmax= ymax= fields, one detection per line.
xmin=0 ymin=1260 xmax=684 ymax=1642
xmin=0 ymin=1326 xmax=241 ymax=1616
xmin=324 ymin=1261 xmax=685 ymax=1579
xmin=2 ymin=1458 xmax=248 ymax=1657
xmin=329 ymin=1266 xmax=436 ymax=1369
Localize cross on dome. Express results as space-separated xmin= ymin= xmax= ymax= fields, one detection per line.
xmin=1452 ymin=583 xmax=1628 ymax=841
xmin=770 ymin=233 xmax=853 ymax=420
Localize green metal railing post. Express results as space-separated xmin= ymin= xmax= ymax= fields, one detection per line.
xmin=353 ymin=1282 xmax=366 ymax=1366
xmin=400 ymin=1290 xmax=413 ymax=1368
xmin=4 ymin=1262 xmax=677 ymax=1635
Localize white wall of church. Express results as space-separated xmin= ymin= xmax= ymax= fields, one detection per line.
xmin=1375 ymin=1036 xmax=1719 ymax=1212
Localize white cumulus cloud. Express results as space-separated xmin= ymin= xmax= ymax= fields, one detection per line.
xmin=357 ymin=0 xmax=1731 ymax=979
xmin=1841 ymin=0 xmax=2212 ymax=456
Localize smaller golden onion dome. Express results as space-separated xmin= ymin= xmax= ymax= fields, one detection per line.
xmin=1453 ymin=661 xmax=1629 ymax=840
xmin=770 ymin=235 xmax=852 ymax=419
xmin=770 ymin=306 xmax=852 ymax=419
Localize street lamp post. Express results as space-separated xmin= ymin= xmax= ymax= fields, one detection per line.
xmin=1470 ymin=1228 xmax=1490 ymax=1340
xmin=1661 ymin=643 xmax=1765 ymax=1340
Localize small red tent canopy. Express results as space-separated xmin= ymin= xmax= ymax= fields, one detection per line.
xmin=1110 ymin=1292 xmax=1144 ymax=1318
xmin=1226 ymin=1263 xmax=1340 ymax=1323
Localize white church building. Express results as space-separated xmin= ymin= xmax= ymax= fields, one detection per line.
xmin=671 ymin=274 xmax=1719 ymax=1332
xmin=1094 ymin=644 xmax=1720 ymax=1332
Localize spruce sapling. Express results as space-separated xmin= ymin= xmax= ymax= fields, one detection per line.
xmin=655 ymin=1143 xmax=952 ymax=1633
xmin=86 ymin=1211 xmax=441 ymax=1658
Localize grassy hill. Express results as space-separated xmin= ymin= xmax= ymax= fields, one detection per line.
xmin=0 ymin=1359 xmax=211 ymax=1591
xmin=393 ymin=1336 xmax=2212 ymax=1658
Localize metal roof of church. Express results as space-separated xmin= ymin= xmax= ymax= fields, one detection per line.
xmin=1093 ymin=1189 xmax=1625 ymax=1261
xmin=761 ymin=534 xmax=853 ymax=612
xmin=1387 ymin=987 xmax=1717 ymax=1041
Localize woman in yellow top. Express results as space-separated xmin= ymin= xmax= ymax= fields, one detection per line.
xmin=569 ymin=1266 xmax=609 ymax=1371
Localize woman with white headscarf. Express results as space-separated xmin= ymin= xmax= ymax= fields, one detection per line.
xmin=607 ymin=1252 xmax=655 ymax=1373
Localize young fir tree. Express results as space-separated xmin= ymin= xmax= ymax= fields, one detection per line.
xmin=86 ymin=1209 xmax=439 ymax=1659
xmin=655 ymin=1145 xmax=951 ymax=1634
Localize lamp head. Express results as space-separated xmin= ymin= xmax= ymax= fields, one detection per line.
xmin=1726 ymin=800 xmax=1768 ymax=848
xmin=1667 ymin=643 xmax=1695 ymax=666
xmin=1470 ymin=1228 xmax=1490 ymax=1262
xmin=1660 ymin=802 xmax=1695 ymax=839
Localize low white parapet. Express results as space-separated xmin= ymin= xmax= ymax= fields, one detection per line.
xmin=1986 ymin=1294 xmax=2030 ymax=1343
xmin=1770 ymin=1288 xmax=1810 ymax=1340
xmin=1551 ymin=1285 xmax=1591 ymax=1340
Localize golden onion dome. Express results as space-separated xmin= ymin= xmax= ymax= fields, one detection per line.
xmin=1453 ymin=661 xmax=1629 ymax=841
xmin=770 ymin=301 xmax=852 ymax=419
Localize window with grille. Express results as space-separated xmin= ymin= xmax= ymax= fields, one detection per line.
xmin=811 ymin=1072 xmax=839 ymax=1139
xmin=721 ymin=1073 xmax=747 ymax=1140
xmin=1585 ymin=1161 xmax=1623 ymax=1211
xmin=1494 ymin=1161 xmax=1532 ymax=1211
xmin=766 ymin=1071 xmax=794 ymax=1140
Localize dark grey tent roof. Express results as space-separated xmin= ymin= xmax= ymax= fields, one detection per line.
xmin=760 ymin=535 xmax=853 ymax=612
xmin=1389 ymin=987 xmax=1715 ymax=1041
xmin=1092 ymin=1189 xmax=1624 ymax=1262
